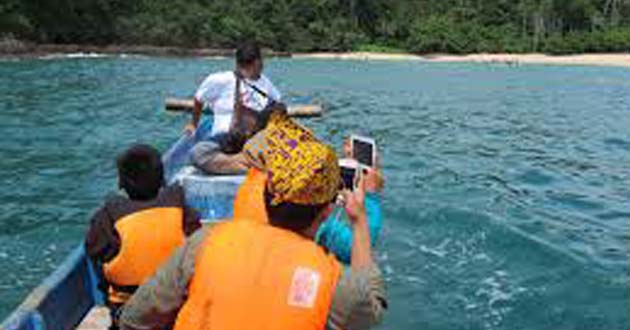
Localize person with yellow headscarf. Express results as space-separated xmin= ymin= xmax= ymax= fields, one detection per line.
xmin=118 ymin=114 xmax=387 ymax=330
xmin=234 ymin=111 xmax=386 ymax=264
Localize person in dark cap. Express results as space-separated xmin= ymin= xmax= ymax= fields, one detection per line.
xmin=85 ymin=144 xmax=201 ymax=330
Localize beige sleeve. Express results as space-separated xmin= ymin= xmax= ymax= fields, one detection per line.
xmin=326 ymin=265 xmax=388 ymax=330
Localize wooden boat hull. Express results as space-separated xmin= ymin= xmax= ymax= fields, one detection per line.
xmin=1 ymin=246 xmax=102 ymax=330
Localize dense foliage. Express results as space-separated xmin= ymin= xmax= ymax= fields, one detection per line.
xmin=2 ymin=0 xmax=630 ymax=54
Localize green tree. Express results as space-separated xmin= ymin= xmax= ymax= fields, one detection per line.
xmin=2 ymin=0 xmax=630 ymax=54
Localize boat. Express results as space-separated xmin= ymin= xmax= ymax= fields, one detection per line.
xmin=1 ymin=117 xmax=248 ymax=330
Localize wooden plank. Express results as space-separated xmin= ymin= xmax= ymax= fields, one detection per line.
xmin=164 ymin=98 xmax=323 ymax=117
xmin=165 ymin=98 xmax=195 ymax=111
xmin=286 ymin=104 xmax=322 ymax=117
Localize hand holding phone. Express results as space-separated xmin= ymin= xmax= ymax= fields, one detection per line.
xmin=341 ymin=170 xmax=366 ymax=225
xmin=339 ymin=158 xmax=359 ymax=191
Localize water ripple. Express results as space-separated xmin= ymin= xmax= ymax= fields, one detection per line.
xmin=1 ymin=58 xmax=630 ymax=328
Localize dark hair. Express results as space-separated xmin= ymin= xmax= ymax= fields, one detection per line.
xmin=236 ymin=41 xmax=262 ymax=66
xmin=259 ymin=101 xmax=287 ymax=127
xmin=117 ymin=144 xmax=164 ymax=201
xmin=264 ymin=189 xmax=329 ymax=232
xmin=220 ymin=102 xmax=287 ymax=154
xmin=219 ymin=131 xmax=249 ymax=155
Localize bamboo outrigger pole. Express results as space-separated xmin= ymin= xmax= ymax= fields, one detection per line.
xmin=164 ymin=98 xmax=323 ymax=117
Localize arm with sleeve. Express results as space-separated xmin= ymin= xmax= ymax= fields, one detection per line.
xmin=85 ymin=204 xmax=120 ymax=297
xmin=326 ymin=265 xmax=387 ymax=330
xmin=194 ymin=74 xmax=223 ymax=106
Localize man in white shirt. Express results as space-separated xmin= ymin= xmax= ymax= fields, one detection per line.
xmin=185 ymin=41 xmax=281 ymax=174
xmin=185 ymin=41 xmax=281 ymax=137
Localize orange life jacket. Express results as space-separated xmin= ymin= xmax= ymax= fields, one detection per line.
xmin=174 ymin=221 xmax=342 ymax=330
xmin=233 ymin=168 xmax=268 ymax=224
xmin=103 ymin=207 xmax=186 ymax=303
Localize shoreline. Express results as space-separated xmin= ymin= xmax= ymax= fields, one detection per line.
xmin=0 ymin=42 xmax=291 ymax=59
xmin=422 ymin=53 xmax=630 ymax=68
xmin=292 ymin=52 xmax=423 ymax=61
xmin=294 ymin=52 xmax=630 ymax=68
xmin=2 ymin=41 xmax=630 ymax=68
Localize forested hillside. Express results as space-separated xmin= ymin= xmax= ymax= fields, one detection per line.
xmin=2 ymin=0 xmax=630 ymax=54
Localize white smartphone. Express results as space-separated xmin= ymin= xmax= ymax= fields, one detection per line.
xmin=339 ymin=158 xmax=359 ymax=191
xmin=350 ymin=134 xmax=376 ymax=169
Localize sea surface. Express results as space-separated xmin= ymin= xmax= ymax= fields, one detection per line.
xmin=1 ymin=56 xmax=629 ymax=329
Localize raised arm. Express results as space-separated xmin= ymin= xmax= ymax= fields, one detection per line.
xmin=344 ymin=173 xmax=372 ymax=270
xmin=184 ymin=98 xmax=203 ymax=135
xmin=327 ymin=175 xmax=387 ymax=330
xmin=185 ymin=73 xmax=223 ymax=134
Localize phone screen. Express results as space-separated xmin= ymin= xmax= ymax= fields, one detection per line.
xmin=340 ymin=166 xmax=356 ymax=191
xmin=353 ymin=139 xmax=374 ymax=167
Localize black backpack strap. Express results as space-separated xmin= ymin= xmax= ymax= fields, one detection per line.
xmin=234 ymin=70 xmax=273 ymax=101
xmin=233 ymin=70 xmax=242 ymax=107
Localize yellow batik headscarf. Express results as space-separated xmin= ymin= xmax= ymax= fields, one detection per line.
xmin=243 ymin=111 xmax=340 ymax=205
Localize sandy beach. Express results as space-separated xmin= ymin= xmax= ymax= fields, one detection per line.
xmin=2 ymin=40 xmax=629 ymax=68
xmin=295 ymin=52 xmax=630 ymax=68
xmin=425 ymin=53 xmax=630 ymax=68
xmin=293 ymin=52 xmax=423 ymax=61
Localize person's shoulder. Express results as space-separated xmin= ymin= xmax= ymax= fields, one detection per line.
xmin=157 ymin=184 xmax=186 ymax=205
xmin=101 ymin=192 xmax=130 ymax=210
xmin=88 ymin=192 xmax=128 ymax=225
xmin=197 ymin=71 xmax=234 ymax=90
xmin=259 ymin=73 xmax=275 ymax=85
xmin=205 ymin=71 xmax=235 ymax=83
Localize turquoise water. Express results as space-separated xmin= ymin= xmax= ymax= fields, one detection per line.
xmin=1 ymin=56 xmax=629 ymax=329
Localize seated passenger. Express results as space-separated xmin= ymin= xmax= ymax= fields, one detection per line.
xmin=85 ymin=144 xmax=201 ymax=330
xmin=234 ymin=128 xmax=385 ymax=263
xmin=190 ymin=102 xmax=285 ymax=175
xmin=119 ymin=119 xmax=386 ymax=330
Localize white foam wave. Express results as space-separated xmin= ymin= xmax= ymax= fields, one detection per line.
xmin=468 ymin=270 xmax=529 ymax=329
xmin=39 ymin=52 xmax=110 ymax=60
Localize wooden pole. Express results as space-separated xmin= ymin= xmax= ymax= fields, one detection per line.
xmin=164 ymin=98 xmax=195 ymax=111
xmin=165 ymin=98 xmax=323 ymax=117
